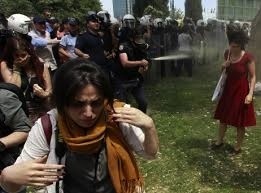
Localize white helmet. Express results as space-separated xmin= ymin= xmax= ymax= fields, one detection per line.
xmin=7 ymin=14 xmax=31 ymax=34
xmin=196 ymin=19 xmax=206 ymax=27
xmin=97 ymin=10 xmax=110 ymax=23
xmin=110 ymin=17 xmax=119 ymax=24
xmin=165 ymin=16 xmax=172 ymax=25
xmin=123 ymin=14 xmax=135 ymax=28
xmin=139 ymin=15 xmax=152 ymax=26
xmin=153 ymin=18 xmax=163 ymax=28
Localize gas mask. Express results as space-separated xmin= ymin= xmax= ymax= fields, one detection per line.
xmin=134 ymin=35 xmax=149 ymax=53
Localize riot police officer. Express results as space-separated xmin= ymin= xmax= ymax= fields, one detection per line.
xmin=112 ymin=17 xmax=149 ymax=113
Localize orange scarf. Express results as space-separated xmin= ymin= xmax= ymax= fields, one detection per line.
xmin=58 ymin=101 xmax=143 ymax=193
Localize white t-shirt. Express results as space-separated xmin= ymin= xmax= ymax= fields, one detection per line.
xmin=178 ymin=33 xmax=192 ymax=52
xmin=16 ymin=107 xmax=146 ymax=193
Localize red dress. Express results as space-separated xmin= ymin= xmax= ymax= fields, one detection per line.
xmin=214 ymin=51 xmax=256 ymax=127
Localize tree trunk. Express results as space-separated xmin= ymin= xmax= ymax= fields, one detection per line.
xmin=248 ymin=8 xmax=261 ymax=81
xmin=185 ymin=0 xmax=203 ymax=22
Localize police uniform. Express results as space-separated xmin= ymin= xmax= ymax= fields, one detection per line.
xmin=75 ymin=30 xmax=107 ymax=72
xmin=112 ymin=36 xmax=148 ymax=113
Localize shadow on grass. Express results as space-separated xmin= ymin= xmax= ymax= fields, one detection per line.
xmin=175 ymin=137 xmax=261 ymax=192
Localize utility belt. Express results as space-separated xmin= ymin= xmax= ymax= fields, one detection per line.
xmin=110 ymin=71 xmax=142 ymax=89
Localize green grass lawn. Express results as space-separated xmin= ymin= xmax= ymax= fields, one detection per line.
xmin=141 ymin=62 xmax=261 ymax=193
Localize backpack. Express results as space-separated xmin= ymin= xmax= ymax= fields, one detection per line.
xmin=0 ymin=83 xmax=29 ymax=170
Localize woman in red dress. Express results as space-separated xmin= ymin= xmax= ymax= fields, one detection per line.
xmin=213 ymin=30 xmax=256 ymax=155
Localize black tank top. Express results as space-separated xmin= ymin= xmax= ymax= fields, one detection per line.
xmin=63 ymin=146 xmax=115 ymax=193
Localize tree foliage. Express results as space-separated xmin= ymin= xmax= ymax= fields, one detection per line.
xmin=0 ymin=0 xmax=101 ymax=22
xmin=133 ymin=0 xmax=169 ymax=18
xmin=185 ymin=0 xmax=203 ymax=22
xmin=133 ymin=0 xmax=150 ymax=17
xmin=143 ymin=5 xmax=164 ymax=18
xmin=170 ymin=8 xmax=184 ymax=20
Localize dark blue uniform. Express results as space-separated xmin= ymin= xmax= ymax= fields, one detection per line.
xmin=75 ymin=30 xmax=108 ymax=72
xmin=112 ymin=39 xmax=148 ymax=113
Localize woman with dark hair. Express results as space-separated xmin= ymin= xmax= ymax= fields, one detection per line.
xmin=0 ymin=58 xmax=159 ymax=193
xmin=0 ymin=35 xmax=52 ymax=122
xmin=212 ymin=30 xmax=256 ymax=155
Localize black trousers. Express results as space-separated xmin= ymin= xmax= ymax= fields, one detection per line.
xmin=176 ymin=58 xmax=193 ymax=77
xmin=112 ymin=76 xmax=147 ymax=113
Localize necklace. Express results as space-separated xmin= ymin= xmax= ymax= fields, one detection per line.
xmin=230 ymin=51 xmax=245 ymax=63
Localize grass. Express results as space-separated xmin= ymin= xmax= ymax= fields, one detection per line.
xmin=26 ymin=58 xmax=261 ymax=193
xmin=140 ymin=60 xmax=261 ymax=193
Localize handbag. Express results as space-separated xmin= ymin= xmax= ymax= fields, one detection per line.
xmin=212 ymin=49 xmax=230 ymax=102
xmin=211 ymin=69 xmax=227 ymax=102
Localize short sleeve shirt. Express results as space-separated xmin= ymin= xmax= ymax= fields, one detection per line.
xmin=60 ymin=34 xmax=78 ymax=59
xmin=75 ymin=31 xmax=107 ymax=67
xmin=116 ymin=41 xmax=140 ymax=79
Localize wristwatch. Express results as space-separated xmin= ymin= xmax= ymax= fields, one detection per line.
xmin=0 ymin=141 xmax=6 ymax=152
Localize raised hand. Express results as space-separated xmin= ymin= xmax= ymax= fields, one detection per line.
xmin=1 ymin=155 xmax=64 ymax=187
xmin=112 ymin=107 xmax=154 ymax=130
xmin=33 ymin=84 xmax=46 ymax=98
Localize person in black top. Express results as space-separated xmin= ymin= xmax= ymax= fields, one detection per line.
xmin=75 ymin=13 xmax=108 ymax=73
xmin=112 ymin=25 xmax=149 ymax=113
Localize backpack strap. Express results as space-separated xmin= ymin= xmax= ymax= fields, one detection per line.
xmin=40 ymin=113 xmax=66 ymax=193
xmin=41 ymin=114 xmax=52 ymax=146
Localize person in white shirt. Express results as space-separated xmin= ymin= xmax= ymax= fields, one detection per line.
xmin=176 ymin=24 xmax=193 ymax=77
xmin=28 ymin=16 xmax=60 ymax=76
xmin=0 ymin=58 xmax=159 ymax=193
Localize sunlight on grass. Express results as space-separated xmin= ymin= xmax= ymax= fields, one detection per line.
xmin=141 ymin=61 xmax=261 ymax=193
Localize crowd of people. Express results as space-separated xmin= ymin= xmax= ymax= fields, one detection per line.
xmin=0 ymin=8 xmax=159 ymax=193
xmin=0 ymin=7 xmax=257 ymax=193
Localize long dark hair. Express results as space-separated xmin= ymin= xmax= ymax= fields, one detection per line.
xmin=2 ymin=35 xmax=45 ymax=86
xmin=227 ymin=29 xmax=249 ymax=50
xmin=52 ymin=58 xmax=113 ymax=115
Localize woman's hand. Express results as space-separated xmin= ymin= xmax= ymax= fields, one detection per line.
xmin=112 ymin=107 xmax=154 ymax=130
xmin=221 ymin=60 xmax=231 ymax=68
xmin=113 ymin=107 xmax=159 ymax=158
xmin=245 ymin=94 xmax=253 ymax=104
xmin=33 ymin=84 xmax=49 ymax=98
xmin=1 ymin=156 xmax=64 ymax=187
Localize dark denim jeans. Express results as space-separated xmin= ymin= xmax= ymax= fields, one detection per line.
xmin=112 ymin=76 xmax=147 ymax=113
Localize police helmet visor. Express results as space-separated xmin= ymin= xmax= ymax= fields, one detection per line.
xmin=124 ymin=19 xmax=135 ymax=28
xmin=68 ymin=17 xmax=79 ymax=26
